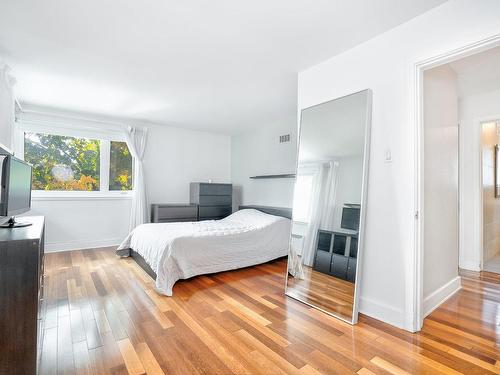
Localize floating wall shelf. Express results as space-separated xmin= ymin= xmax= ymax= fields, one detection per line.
xmin=249 ymin=174 xmax=296 ymax=179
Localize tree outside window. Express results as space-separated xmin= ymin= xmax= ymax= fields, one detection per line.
xmin=24 ymin=132 xmax=133 ymax=192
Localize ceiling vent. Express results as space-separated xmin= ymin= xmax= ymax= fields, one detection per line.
xmin=279 ymin=134 xmax=291 ymax=143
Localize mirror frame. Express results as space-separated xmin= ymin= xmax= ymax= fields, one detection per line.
xmin=284 ymin=89 xmax=372 ymax=325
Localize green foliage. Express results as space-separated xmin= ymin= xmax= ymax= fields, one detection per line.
xmin=109 ymin=141 xmax=133 ymax=191
xmin=24 ymin=132 xmax=100 ymax=191
xmin=25 ymin=133 xmax=133 ymax=192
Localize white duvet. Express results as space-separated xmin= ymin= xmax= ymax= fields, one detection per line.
xmin=117 ymin=209 xmax=291 ymax=296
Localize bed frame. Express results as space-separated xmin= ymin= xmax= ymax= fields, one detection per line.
xmin=123 ymin=204 xmax=293 ymax=280
xmin=238 ymin=205 xmax=293 ymax=219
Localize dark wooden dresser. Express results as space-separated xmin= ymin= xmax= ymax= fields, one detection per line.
xmin=190 ymin=182 xmax=233 ymax=220
xmin=313 ymin=228 xmax=358 ymax=282
xmin=151 ymin=203 xmax=199 ymax=223
xmin=0 ymin=216 xmax=45 ymax=375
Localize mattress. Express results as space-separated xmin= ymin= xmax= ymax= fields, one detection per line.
xmin=117 ymin=209 xmax=291 ymax=296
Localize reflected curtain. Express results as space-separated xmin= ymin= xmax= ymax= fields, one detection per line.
xmin=125 ymin=126 xmax=148 ymax=231
xmin=302 ymin=161 xmax=340 ymax=266
xmin=320 ymin=161 xmax=339 ymax=231
xmin=301 ymin=164 xmax=325 ymax=266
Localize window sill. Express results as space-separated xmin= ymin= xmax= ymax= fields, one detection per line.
xmin=31 ymin=191 xmax=133 ymax=201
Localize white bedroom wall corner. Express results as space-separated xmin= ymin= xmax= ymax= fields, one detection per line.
xmin=359 ymin=297 xmax=406 ymax=329
xmin=422 ymin=276 xmax=461 ymax=318
xmin=231 ymin=122 xmax=297 ymax=209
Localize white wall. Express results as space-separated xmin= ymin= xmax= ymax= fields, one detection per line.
xmin=146 ymin=124 xmax=231 ymax=204
xmin=0 ymin=62 xmax=14 ymax=152
xmin=298 ymin=0 xmax=500 ymax=330
xmin=422 ymin=65 xmax=459 ymax=316
xmin=459 ymin=89 xmax=500 ymax=269
xmin=231 ymin=123 xmax=297 ymax=209
xmin=27 ymin=198 xmax=132 ymax=251
xmin=18 ymin=111 xmax=231 ymax=252
xmin=331 ymin=156 xmax=363 ymax=229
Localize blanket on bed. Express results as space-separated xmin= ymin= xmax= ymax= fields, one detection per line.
xmin=117 ymin=209 xmax=290 ymax=296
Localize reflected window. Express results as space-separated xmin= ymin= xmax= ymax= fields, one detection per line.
xmin=292 ymin=174 xmax=314 ymax=222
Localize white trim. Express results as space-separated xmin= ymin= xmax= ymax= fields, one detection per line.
xmin=460 ymin=260 xmax=481 ymax=272
xmin=413 ymin=33 xmax=500 ymax=332
xmin=31 ymin=192 xmax=132 ymax=201
xmin=359 ymin=297 xmax=405 ymax=329
xmin=423 ymin=277 xmax=461 ymax=318
xmin=45 ymin=238 xmax=121 ymax=253
xmin=100 ymin=139 xmax=111 ymax=193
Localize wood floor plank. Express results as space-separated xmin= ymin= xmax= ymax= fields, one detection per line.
xmin=38 ymin=247 xmax=500 ymax=375
xmin=117 ymin=338 xmax=146 ymax=375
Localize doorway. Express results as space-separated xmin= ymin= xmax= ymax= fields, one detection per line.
xmin=481 ymin=120 xmax=500 ymax=273
xmin=417 ymin=39 xmax=500 ymax=330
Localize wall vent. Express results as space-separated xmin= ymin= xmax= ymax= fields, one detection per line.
xmin=279 ymin=134 xmax=291 ymax=143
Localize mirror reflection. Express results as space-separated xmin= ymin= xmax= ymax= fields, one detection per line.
xmin=286 ymin=90 xmax=371 ymax=323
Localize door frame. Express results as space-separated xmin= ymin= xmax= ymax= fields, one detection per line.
xmin=475 ymin=117 xmax=500 ymax=272
xmin=413 ymin=34 xmax=500 ymax=331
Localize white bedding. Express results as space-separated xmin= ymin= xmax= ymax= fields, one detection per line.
xmin=117 ymin=209 xmax=291 ymax=296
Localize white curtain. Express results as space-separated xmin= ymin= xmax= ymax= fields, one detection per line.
xmin=125 ymin=126 xmax=148 ymax=231
xmin=301 ymin=161 xmax=340 ymax=266
xmin=301 ymin=164 xmax=326 ymax=266
xmin=320 ymin=161 xmax=339 ymax=231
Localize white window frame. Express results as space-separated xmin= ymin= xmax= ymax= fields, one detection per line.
xmin=14 ymin=114 xmax=133 ymax=200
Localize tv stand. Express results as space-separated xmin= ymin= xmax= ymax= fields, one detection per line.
xmin=0 ymin=216 xmax=32 ymax=228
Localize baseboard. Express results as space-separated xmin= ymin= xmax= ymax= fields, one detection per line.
xmin=359 ymin=296 xmax=405 ymax=329
xmin=459 ymin=260 xmax=481 ymax=272
xmin=45 ymin=238 xmax=122 ymax=252
xmin=423 ymin=276 xmax=461 ymax=318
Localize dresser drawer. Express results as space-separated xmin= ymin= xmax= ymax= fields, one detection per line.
xmin=198 ymin=205 xmax=232 ymax=219
xmin=198 ymin=195 xmax=232 ymax=206
xmin=331 ymin=254 xmax=348 ymax=280
xmin=314 ymin=250 xmax=331 ymax=274
xmin=157 ymin=217 xmax=196 ymax=223
xmin=199 ymin=183 xmax=232 ymax=196
xmin=152 ymin=204 xmax=198 ymax=222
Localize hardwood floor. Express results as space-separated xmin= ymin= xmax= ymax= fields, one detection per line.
xmin=286 ymin=265 xmax=354 ymax=321
xmin=39 ymin=247 xmax=500 ymax=375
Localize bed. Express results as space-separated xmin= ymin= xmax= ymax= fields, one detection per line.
xmin=116 ymin=206 xmax=292 ymax=296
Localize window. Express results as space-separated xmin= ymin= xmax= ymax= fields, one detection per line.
xmin=109 ymin=141 xmax=133 ymax=191
xmin=292 ymin=173 xmax=315 ymax=222
xmin=23 ymin=131 xmax=133 ymax=193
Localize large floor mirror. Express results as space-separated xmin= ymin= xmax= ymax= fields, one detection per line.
xmin=286 ymin=89 xmax=372 ymax=324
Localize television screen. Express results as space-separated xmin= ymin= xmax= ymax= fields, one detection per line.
xmin=0 ymin=156 xmax=32 ymax=216
xmin=341 ymin=206 xmax=360 ymax=231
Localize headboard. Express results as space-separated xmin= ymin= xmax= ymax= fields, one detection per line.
xmin=238 ymin=205 xmax=293 ymax=220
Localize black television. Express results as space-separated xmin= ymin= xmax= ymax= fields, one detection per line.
xmin=341 ymin=205 xmax=360 ymax=231
xmin=0 ymin=155 xmax=33 ymax=228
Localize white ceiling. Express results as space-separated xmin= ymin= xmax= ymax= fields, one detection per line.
xmin=0 ymin=0 xmax=446 ymax=134
xmin=299 ymin=90 xmax=368 ymax=162
xmin=449 ymin=46 xmax=500 ymax=97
